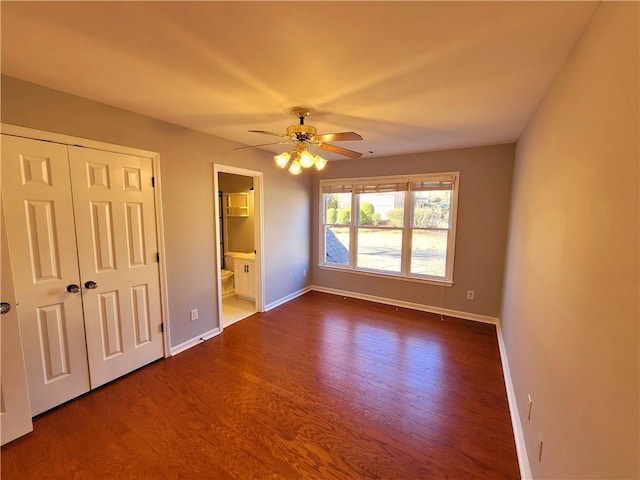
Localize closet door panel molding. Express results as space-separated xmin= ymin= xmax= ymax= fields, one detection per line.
xmin=1 ymin=136 xmax=90 ymax=415
xmin=68 ymin=146 xmax=164 ymax=389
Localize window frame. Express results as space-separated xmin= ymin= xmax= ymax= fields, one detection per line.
xmin=319 ymin=172 xmax=460 ymax=286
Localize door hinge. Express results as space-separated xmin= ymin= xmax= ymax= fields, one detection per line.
xmin=151 ymin=176 xmax=155 ymax=187
xmin=156 ymin=252 xmax=160 ymax=262
xmin=160 ymin=323 xmax=164 ymax=333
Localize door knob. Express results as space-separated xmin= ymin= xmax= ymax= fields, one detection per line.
xmin=0 ymin=302 xmax=11 ymax=315
xmin=66 ymin=284 xmax=81 ymax=293
xmin=84 ymin=281 xmax=98 ymax=290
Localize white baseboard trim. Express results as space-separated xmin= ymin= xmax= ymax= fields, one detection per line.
xmin=310 ymin=285 xmax=500 ymax=325
xmin=170 ymin=327 xmax=221 ymax=356
xmin=496 ymin=322 xmax=531 ymax=479
xmin=264 ymin=286 xmax=312 ymax=312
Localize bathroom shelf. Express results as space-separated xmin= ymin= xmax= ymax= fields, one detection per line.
xmin=225 ymin=192 xmax=249 ymax=217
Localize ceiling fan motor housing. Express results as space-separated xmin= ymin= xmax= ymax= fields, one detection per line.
xmin=286 ymin=124 xmax=317 ymax=142
xmin=239 ymin=105 xmax=363 ymax=159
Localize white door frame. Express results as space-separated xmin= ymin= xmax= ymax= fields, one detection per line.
xmin=0 ymin=123 xmax=172 ymax=356
xmin=213 ymin=163 xmax=265 ymax=330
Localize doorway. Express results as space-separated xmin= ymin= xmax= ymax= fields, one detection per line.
xmin=213 ymin=164 xmax=264 ymax=328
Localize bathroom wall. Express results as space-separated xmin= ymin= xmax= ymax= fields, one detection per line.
xmin=218 ymin=173 xmax=255 ymax=255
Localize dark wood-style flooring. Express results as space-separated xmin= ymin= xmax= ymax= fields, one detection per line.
xmin=1 ymin=291 xmax=519 ymax=479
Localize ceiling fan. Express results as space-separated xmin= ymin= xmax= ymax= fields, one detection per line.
xmin=234 ymin=107 xmax=363 ymax=174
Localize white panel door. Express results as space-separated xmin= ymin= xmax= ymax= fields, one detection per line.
xmin=1 ymin=136 xmax=91 ymax=416
xmin=68 ymin=147 xmax=163 ymax=388
xmin=1 ymin=208 xmax=33 ymax=445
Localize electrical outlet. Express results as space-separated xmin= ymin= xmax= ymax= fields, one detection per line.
xmin=303 ymin=269 xmax=307 ymax=277
xmin=527 ymin=394 xmax=533 ymax=420
xmin=190 ymin=308 xmax=198 ymax=321
xmin=466 ymin=290 xmax=475 ymax=300
xmin=293 ymin=272 xmax=297 ymax=280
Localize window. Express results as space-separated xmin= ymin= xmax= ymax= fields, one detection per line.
xmin=320 ymin=173 xmax=459 ymax=285
xmin=321 ymin=183 xmax=352 ymax=266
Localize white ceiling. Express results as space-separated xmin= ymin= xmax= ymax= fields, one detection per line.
xmin=1 ymin=1 xmax=597 ymax=160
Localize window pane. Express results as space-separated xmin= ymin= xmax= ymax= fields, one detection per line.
xmin=410 ymin=230 xmax=448 ymax=277
xmin=323 ymin=192 xmax=351 ymax=225
xmin=357 ymin=192 xmax=404 ymax=227
xmin=325 ymin=226 xmax=350 ymax=265
xmin=357 ymin=228 xmax=402 ymax=272
xmin=412 ymin=190 xmax=451 ymax=229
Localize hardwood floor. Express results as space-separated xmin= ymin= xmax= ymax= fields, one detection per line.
xmin=1 ymin=291 xmax=519 ymax=479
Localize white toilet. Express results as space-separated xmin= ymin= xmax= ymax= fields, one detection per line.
xmin=220 ymin=269 xmax=234 ymax=297
xmin=221 ymin=251 xmax=241 ymax=297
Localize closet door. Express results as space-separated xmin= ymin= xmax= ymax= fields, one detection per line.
xmin=68 ymin=147 xmax=164 ymax=388
xmin=1 ymin=208 xmax=33 ymax=445
xmin=1 ymin=136 xmax=91 ymax=416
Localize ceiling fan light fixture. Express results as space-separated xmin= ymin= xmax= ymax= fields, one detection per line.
xmin=299 ymin=149 xmax=315 ymax=168
xmin=241 ymin=106 xmax=363 ymax=175
xmin=274 ymin=151 xmax=290 ymax=168
xmin=314 ymin=154 xmax=327 ymax=171
xmin=288 ymin=159 xmax=302 ymax=175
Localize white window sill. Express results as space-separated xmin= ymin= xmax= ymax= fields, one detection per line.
xmin=318 ymin=264 xmax=454 ymax=287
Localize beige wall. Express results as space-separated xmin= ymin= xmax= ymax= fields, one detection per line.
xmin=1 ymin=76 xmax=312 ymax=348
xmin=502 ymin=2 xmax=639 ymax=478
xmin=311 ymin=144 xmax=515 ymax=319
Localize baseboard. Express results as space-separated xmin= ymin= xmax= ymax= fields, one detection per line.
xmin=310 ymin=285 xmax=499 ymax=324
xmin=264 ymin=286 xmax=312 ymax=311
xmin=496 ymin=322 xmax=531 ymax=479
xmin=170 ymin=327 xmax=221 ymax=356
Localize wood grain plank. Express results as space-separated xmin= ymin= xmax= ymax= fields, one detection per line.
xmin=1 ymin=291 xmax=519 ymax=479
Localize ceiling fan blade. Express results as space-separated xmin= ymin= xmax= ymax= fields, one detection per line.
xmin=314 ymin=132 xmax=363 ymax=142
xmin=248 ymin=130 xmax=287 ymax=138
xmin=318 ymin=143 xmax=362 ymax=159
xmin=233 ymin=141 xmax=285 ymax=150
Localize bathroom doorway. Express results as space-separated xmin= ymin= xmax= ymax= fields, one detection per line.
xmin=213 ymin=164 xmax=264 ymax=329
